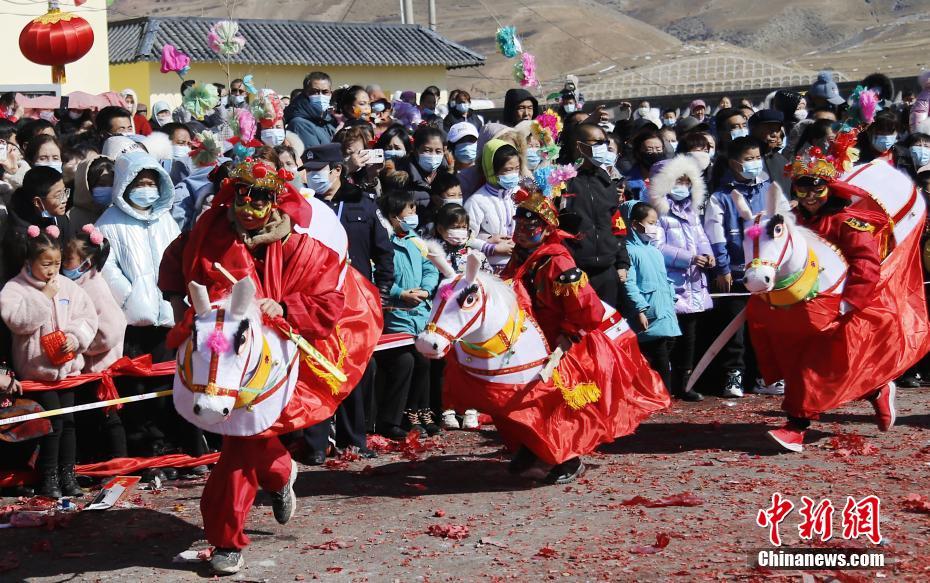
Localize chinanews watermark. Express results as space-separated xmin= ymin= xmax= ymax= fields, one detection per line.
xmin=751 ymin=493 xmax=886 ymax=570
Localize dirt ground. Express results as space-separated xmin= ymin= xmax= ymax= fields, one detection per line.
xmin=3 ymin=387 xmax=930 ymax=582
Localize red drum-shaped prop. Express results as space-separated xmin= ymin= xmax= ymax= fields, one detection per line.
xmin=19 ymin=7 xmax=95 ymax=84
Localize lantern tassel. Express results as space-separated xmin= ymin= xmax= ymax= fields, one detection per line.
xmin=52 ymin=65 xmax=65 ymax=85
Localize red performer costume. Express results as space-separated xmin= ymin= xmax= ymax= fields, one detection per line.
xmin=159 ymin=159 xmax=381 ymax=572
xmin=443 ymin=190 xmax=668 ymax=483
xmin=750 ymin=139 xmax=930 ymax=452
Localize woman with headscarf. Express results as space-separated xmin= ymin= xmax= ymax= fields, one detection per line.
xmin=119 ymin=89 xmax=152 ymax=136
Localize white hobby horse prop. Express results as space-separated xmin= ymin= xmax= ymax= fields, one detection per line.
xmin=415 ymin=253 xmax=669 ymax=466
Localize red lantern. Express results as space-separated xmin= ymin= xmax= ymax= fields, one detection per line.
xmin=19 ymin=2 xmax=95 ymax=84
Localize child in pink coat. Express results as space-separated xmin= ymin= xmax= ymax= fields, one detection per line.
xmin=0 ymin=225 xmax=98 ymax=498
xmin=62 ymin=224 xmax=130 ymax=460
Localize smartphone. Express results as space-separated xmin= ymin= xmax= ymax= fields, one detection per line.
xmin=362 ymin=149 xmax=384 ymax=164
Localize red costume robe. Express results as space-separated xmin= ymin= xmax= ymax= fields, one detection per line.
xmin=749 ymin=205 xmax=930 ymax=419
xmin=443 ymin=239 xmax=669 ymax=465
xmin=159 ymin=198 xmax=381 ymax=550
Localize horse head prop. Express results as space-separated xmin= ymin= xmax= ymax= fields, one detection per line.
xmin=173 ymin=277 xmax=301 ymax=436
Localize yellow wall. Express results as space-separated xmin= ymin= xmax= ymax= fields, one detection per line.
xmin=109 ymin=62 xmax=448 ymax=110
xmin=1 ymin=0 xmax=110 ymax=93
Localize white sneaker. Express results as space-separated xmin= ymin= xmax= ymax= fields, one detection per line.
xmin=722 ymin=370 xmax=745 ymax=398
xmin=462 ymin=409 xmax=479 ymax=429
xmin=754 ymin=379 xmax=785 ymax=395
xmin=441 ymin=409 xmax=460 ymax=430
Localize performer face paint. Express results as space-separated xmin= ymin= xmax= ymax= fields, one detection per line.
xmin=514 ymin=215 xmax=548 ymax=249
xmin=793 ymin=177 xmax=829 ymax=214
xmin=233 ymin=184 xmax=275 ymax=231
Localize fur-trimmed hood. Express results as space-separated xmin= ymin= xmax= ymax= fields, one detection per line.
xmin=647 ymin=154 xmax=706 ymax=215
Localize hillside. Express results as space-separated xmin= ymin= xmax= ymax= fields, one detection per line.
xmin=107 ymin=0 xmax=930 ymax=100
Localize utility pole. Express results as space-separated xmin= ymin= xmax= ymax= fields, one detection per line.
xmin=398 ymin=0 xmax=406 ymax=24
xmin=428 ymin=0 xmax=437 ymax=31
xmin=404 ymin=0 xmax=414 ymax=24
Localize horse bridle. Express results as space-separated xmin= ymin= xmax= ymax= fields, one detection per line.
xmin=424 ymin=276 xmax=488 ymax=345
xmin=747 ymin=214 xmax=794 ymax=272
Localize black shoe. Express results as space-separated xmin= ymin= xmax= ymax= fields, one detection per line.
xmin=896 ymin=373 xmax=921 ymax=388
xmin=37 ymin=468 xmax=62 ymax=499
xmin=419 ymin=409 xmax=442 ymax=437
xmin=402 ymin=410 xmax=427 ymax=437
xmin=162 ymin=467 xmax=179 ymax=481
xmin=210 ymin=548 xmax=244 ymax=575
xmin=305 ymin=451 xmax=327 ymax=466
xmin=269 ymin=460 xmax=297 ymax=525
xmin=379 ymin=425 xmax=409 ymax=441
xmin=141 ymin=468 xmax=167 ymax=484
xmin=507 ymin=446 xmax=538 ymax=475
xmin=58 ymin=465 xmax=83 ymax=497
xmin=179 ymin=465 xmax=210 ymax=479
xmin=545 ymin=457 xmax=586 ymax=485
xmin=675 ymin=390 xmax=705 ymax=402
xmin=345 ymin=445 xmax=378 ymax=459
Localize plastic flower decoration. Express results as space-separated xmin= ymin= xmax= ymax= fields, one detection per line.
xmin=160 ymin=44 xmax=190 ymax=79
xmin=546 ymin=164 xmax=578 ymax=198
xmin=190 ymin=130 xmax=222 ymax=167
xmin=182 ymin=83 xmax=220 ymax=121
xmin=250 ymin=89 xmax=284 ymax=129
xmin=532 ymin=108 xmax=563 ymax=160
xmin=208 ymin=20 xmax=246 ymax=57
xmin=228 ymin=107 xmax=257 ymax=143
xmin=496 ymin=26 xmax=522 ymax=58
xmin=513 ymin=52 xmax=540 ymax=88
xmin=242 ymin=73 xmax=257 ymax=95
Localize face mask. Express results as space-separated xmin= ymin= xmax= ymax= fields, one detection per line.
xmin=454 ymin=102 xmax=470 ymax=114
xmin=740 ymin=159 xmax=764 ymax=180
xmin=688 ymin=151 xmax=711 ymax=171
xmin=444 ymin=228 xmax=468 ymax=246
xmin=496 ymin=172 xmax=520 ymax=191
xmin=39 ymin=111 xmax=55 ymax=122
xmin=872 ymin=134 xmax=897 ymax=152
xmin=912 ymin=146 xmax=930 ymax=168
xmin=779 ymin=135 xmax=787 ymax=152
xmin=384 ymin=149 xmax=406 ymax=160
xmin=233 ymin=95 xmax=246 ymax=105
xmin=708 ymin=147 xmax=716 ymax=161
xmin=640 ymin=152 xmax=664 ymax=168
xmin=261 ymin=128 xmax=285 ymax=146
xmin=422 ymin=107 xmax=435 ymax=116
xmin=38 ymin=200 xmax=52 ymax=219
xmin=730 ymin=127 xmax=749 ymax=140
xmin=669 ymin=184 xmax=690 ymax=201
xmin=418 ymin=153 xmax=443 ymax=172
xmin=667 ymin=140 xmax=679 ymax=153
xmin=593 ymin=146 xmax=618 ymax=168
xmin=638 ymin=223 xmax=658 ymax=243
xmin=794 ymin=109 xmax=809 ymax=121
xmin=36 ymin=161 xmax=62 ymax=173
xmin=453 ymin=142 xmax=478 ymax=163
xmin=563 ymin=103 xmax=576 ymax=114
xmin=157 ymin=114 xmax=172 ymax=125
xmin=638 ymin=107 xmax=650 ymax=117
xmin=308 ymin=93 xmax=331 ymax=115
xmin=443 ymin=197 xmax=463 ymax=206
xmin=68 ymin=110 xmax=83 ymax=120
xmin=128 ymin=185 xmax=160 ymax=208
xmin=307 ymin=169 xmax=332 ymax=194
xmin=285 ymin=167 xmax=304 ymax=189
xmin=372 ymin=102 xmax=386 ymax=114
xmin=662 ymin=118 xmax=676 ymax=128
xmin=402 ymin=214 xmax=420 ymax=230
xmin=61 ymin=265 xmax=86 ymax=281
xmin=525 ymin=147 xmax=542 ymax=170
xmin=172 ymin=144 xmax=191 ymax=159
xmin=91 ymin=186 xmax=113 ymax=206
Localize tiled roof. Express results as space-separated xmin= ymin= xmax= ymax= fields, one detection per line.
xmin=108 ymin=17 xmax=484 ymax=70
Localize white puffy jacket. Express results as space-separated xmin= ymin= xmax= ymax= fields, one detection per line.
xmin=464 ymin=183 xmax=516 ymax=268
xmin=95 ymin=151 xmax=179 ymax=327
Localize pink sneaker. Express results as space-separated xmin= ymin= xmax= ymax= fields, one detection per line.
xmin=766 ymin=423 xmax=806 ymax=452
xmin=870 ymin=382 xmax=896 ymax=432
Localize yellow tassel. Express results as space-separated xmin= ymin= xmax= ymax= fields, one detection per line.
xmin=552 ymin=271 xmax=588 ymax=297
xmin=305 ymin=326 xmax=348 ymax=395
xmin=552 ymin=369 xmax=601 ymax=410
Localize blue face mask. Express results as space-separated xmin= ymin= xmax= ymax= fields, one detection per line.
xmin=454 ymin=102 xmax=470 ymax=114
xmin=730 ymin=127 xmax=749 ymax=140
xmin=669 ymin=184 xmax=691 ymax=201
xmin=496 ymin=172 xmax=520 ymax=191
xmin=563 ymin=103 xmax=576 ymax=114
xmin=128 ymin=186 xmax=160 ymax=208
xmin=308 ymin=93 xmax=331 ymax=116
xmin=61 ymin=264 xmax=87 ymax=281
xmin=307 ymin=168 xmax=332 ymax=194
xmin=418 ymin=153 xmax=443 ymax=172
xmin=911 ymin=145 xmax=930 ymax=168
xmin=402 ymin=214 xmax=419 ymax=232
xmin=384 ymin=149 xmax=406 ymax=160
xmin=591 ymin=144 xmax=617 ymax=168
xmin=91 ymin=186 xmax=112 ymax=206
xmin=36 ymin=161 xmax=63 ymax=173
xmin=740 ymin=159 xmax=764 ymax=180
xmin=525 ymin=147 xmax=542 ymax=170
xmin=872 ymin=134 xmax=897 ymax=153
xmin=662 ymin=118 xmax=676 ymax=128
xmin=453 ymin=142 xmax=477 ymax=163
xmin=422 ymin=107 xmax=435 ymax=116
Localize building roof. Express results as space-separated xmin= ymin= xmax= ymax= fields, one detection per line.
xmin=108 ymin=16 xmax=484 ymax=70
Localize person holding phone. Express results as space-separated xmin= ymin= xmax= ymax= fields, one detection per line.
xmin=375 ymin=190 xmax=440 ymax=440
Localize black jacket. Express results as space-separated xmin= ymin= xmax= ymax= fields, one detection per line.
xmin=561 ymin=166 xmax=631 ymax=273
xmin=322 ymin=181 xmax=394 ymax=298
xmin=443 ymin=110 xmax=484 ymax=132
xmin=502 ymin=89 xmax=539 ymax=127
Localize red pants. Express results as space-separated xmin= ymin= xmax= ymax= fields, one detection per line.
xmin=201 ymin=435 xmax=292 ymax=550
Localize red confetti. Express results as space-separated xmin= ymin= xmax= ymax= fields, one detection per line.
xmin=620 ymin=493 xmax=703 ymax=508
xmin=433 ymin=509 xmax=446 ymax=518
xmin=902 ymin=493 xmax=930 ymax=513
xmin=829 ymin=433 xmax=878 ymax=457
xmin=426 ymin=524 xmax=470 ymax=540
xmin=535 ymin=546 xmax=557 ymax=559
xmin=630 ymin=532 xmax=671 ymax=554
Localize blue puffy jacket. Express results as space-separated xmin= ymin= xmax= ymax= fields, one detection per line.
xmin=703 ymin=170 xmax=774 ymax=278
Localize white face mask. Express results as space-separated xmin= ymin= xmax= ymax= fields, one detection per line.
xmin=156 ymin=114 xmax=172 ymax=125
xmin=172 ymin=144 xmax=190 ymax=159
xmin=443 ymin=197 xmax=463 ymax=206
xmin=261 ymin=128 xmax=285 ymax=146
xmin=639 ymin=223 xmax=658 ymax=243
xmin=444 ymin=228 xmax=468 ymax=246
xmin=794 ymin=109 xmax=809 ymax=121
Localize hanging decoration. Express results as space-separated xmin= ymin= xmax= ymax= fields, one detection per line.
xmin=160 ymin=43 xmax=191 ymax=79
xmin=495 ymin=26 xmax=522 ymax=58
xmin=242 ymin=74 xmax=258 ymax=95
xmin=208 ymin=20 xmax=246 ymax=57
xmin=19 ymin=1 xmax=95 ymax=84
xmin=181 ymin=83 xmax=220 ymax=121
xmin=512 ymin=52 xmax=540 ymax=88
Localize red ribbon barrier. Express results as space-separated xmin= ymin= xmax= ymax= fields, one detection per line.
xmin=0 ymin=452 xmax=221 ymax=488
